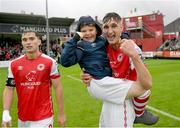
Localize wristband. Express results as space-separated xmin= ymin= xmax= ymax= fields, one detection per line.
xmin=2 ymin=110 xmax=12 ymax=122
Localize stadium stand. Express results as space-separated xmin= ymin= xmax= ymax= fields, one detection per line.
xmin=0 ymin=12 xmax=75 ymax=61
xmin=157 ymin=38 xmax=180 ymax=51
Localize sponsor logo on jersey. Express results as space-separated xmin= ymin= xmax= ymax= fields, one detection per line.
xmin=37 ymin=64 xmax=45 ymax=71
xmin=20 ymin=82 xmax=41 ymax=86
xmin=26 ymin=71 xmax=37 ymax=81
xmin=21 ymin=71 xmax=41 ymax=89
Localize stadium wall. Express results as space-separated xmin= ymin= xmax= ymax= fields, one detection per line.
xmin=135 ymin=37 xmax=163 ymax=51
xmin=0 ymin=61 xmax=11 ymax=68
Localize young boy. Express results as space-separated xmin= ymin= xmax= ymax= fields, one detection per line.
xmin=61 ymin=15 xmax=112 ymax=79
xmin=61 ymin=15 xmax=158 ymax=126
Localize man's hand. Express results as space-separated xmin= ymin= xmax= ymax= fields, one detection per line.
xmin=80 ymin=69 xmax=93 ymax=86
xmin=120 ymin=39 xmax=138 ymax=58
xmin=2 ymin=110 xmax=12 ymax=127
xmin=58 ymin=113 xmax=66 ymax=127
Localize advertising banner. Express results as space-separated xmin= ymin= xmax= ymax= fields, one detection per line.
xmin=0 ymin=23 xmax=69 ymax=35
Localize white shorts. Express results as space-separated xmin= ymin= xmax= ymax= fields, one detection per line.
xmin=18 ymin=116 xmax=53 ymax=128
xmin=87 ymin=76 xmax=133 ymax=105
xmin=100 ymin=100 xmax=135 ymax=127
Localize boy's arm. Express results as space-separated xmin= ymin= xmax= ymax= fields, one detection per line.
xmin=60 ymin=33 xmax=84 ymax=67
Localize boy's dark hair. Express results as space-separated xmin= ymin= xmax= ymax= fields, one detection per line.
xmin=76 ymin=16 xmax=102 ymax=36
xmin=103 ymin=12 xmax=122 ymax=23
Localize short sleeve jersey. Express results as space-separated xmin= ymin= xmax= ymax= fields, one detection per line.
xmin=7 ymin=53 xmax=60 ymax=121
xmin=106 ymin=44 xmax=142 ymax=81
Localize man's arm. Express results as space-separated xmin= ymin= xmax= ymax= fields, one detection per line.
xmin=120 ymin=39 xmax=152 ymax=99
xmin=3 ymin=86 xmax=14 ymax=110
xmin=126 ymin=54 xmax=152 ymax=99
xmin=52 ymin=78 xmax=66 ymax=127
xmin=2 ymin=86 xmax=14 ymax=127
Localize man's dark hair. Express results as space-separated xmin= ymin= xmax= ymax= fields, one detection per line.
xmin=103 ymin=12 xmax=122 ymax=23
xmin=22 ymin=31 xmax=42 ymax=40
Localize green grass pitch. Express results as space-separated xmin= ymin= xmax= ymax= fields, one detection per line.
xmin=0 ymin=59 xmax=180 ymax=127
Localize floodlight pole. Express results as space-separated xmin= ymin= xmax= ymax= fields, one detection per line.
xmin=46 ymin=0 xmax=50 ymax=56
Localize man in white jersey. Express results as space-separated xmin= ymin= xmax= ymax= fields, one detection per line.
xmin=2 ymin=31 xmax=66 ymax=127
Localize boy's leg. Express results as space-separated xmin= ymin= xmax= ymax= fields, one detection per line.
xmin=133 ymin=90 xmax=151 ymax=117
xmin=87 ymin=76 xmax=133 ymax=105
xmin=133 ymin=90 xmax=159 ymax=125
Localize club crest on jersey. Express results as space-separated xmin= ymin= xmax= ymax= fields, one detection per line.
xmin=18 ymin=66 xmax=23 ymax=70
xmin=117 ymin=53 xmax=123 ymax=62
xmin=37 ymin=64 xmax=45 ymax=71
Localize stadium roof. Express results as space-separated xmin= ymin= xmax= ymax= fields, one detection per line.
xmin=164 ymin=17 xmax=180 ymax=33
xmin=0 ymin=12 xmax=75 ymax=26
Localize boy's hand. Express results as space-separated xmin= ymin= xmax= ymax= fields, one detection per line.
xmin=76 ymin=32 xmax=84 ymax=39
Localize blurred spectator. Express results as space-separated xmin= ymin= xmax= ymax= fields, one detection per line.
xmin=5 ymin=51 xmax=11 ymax=60
xmin=0 ymin=35 xmax=73 ymax=61
xmin=157 ymin=38 xmax=180 ymax=51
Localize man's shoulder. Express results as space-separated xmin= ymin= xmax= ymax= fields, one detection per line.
xmin=11 ymin=55 xmax=25 ymax=64
xmin=9 ymin=55 xmax=25 ymax=70
xmin=41 ymin=53 xmax=56 ymax=61
xmin=40 ymin=54 xmax=58 ymax=66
